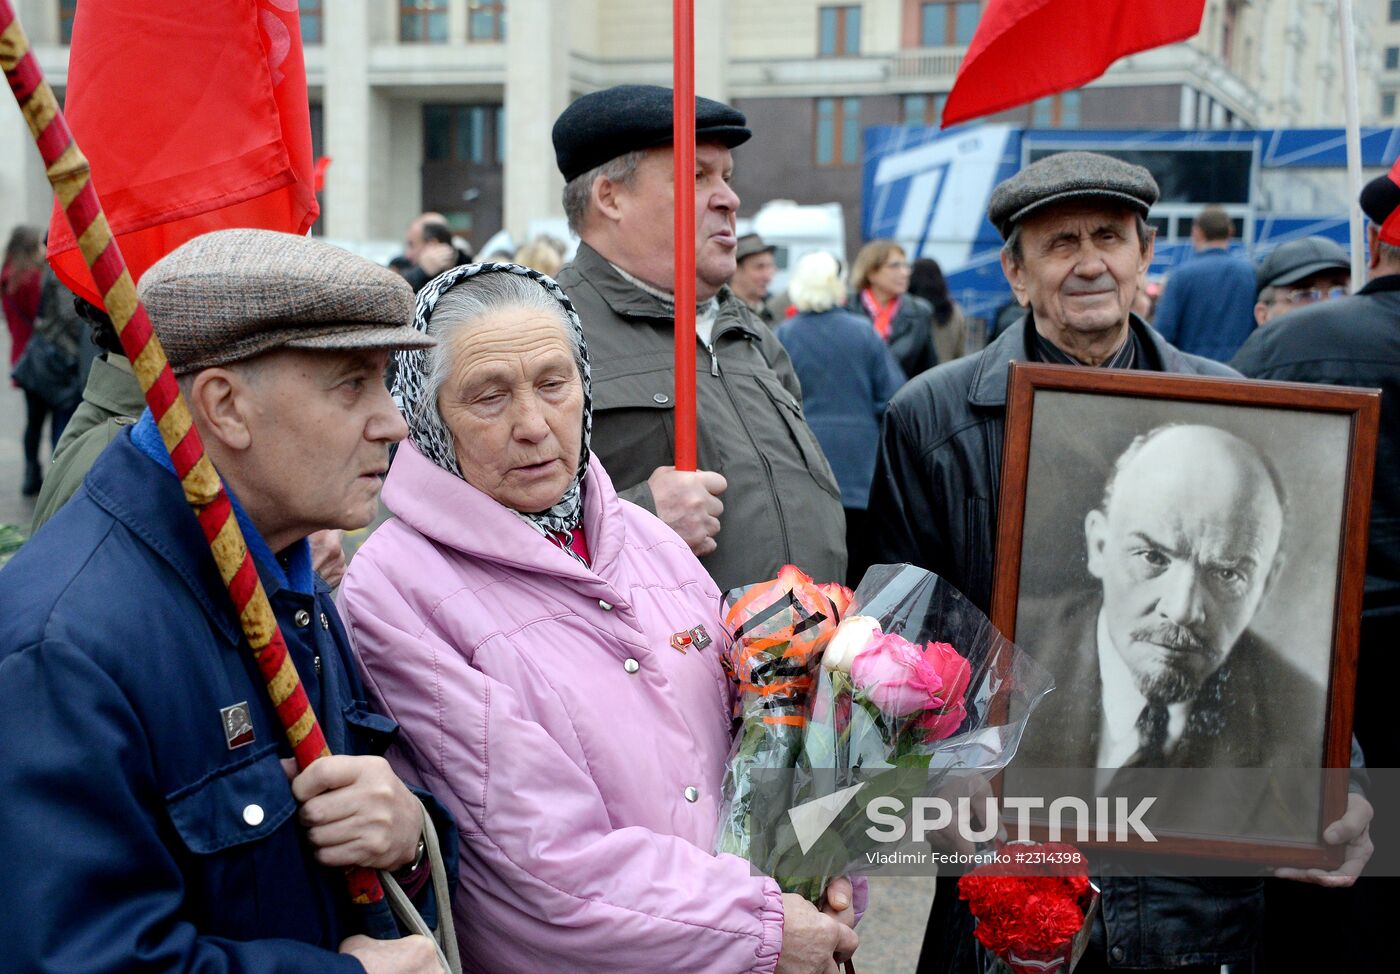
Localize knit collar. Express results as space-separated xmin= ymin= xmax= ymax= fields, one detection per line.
xmin=609 ymin=260 xmax=720 ymax=320
xmin=129 ymin=410 xmax=313 ymax=595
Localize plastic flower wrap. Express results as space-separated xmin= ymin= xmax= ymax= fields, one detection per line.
xmin=713 ymin=565 xmax=852 ymax=862
xmin=718 ymin=563 xmax=1055 ymax=903
xmin=958 ymin=842 xmax=1099 ymax=973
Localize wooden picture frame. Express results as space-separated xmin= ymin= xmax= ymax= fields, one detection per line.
xmin=993 ymin=363 xmax=1380 ymax=868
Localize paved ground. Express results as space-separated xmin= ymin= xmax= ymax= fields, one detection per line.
xmin=857 ymin=876 xmax=937 ymax=973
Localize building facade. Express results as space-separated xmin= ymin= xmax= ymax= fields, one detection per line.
xmin=0 ymin=1 xmax=1385 ymax=258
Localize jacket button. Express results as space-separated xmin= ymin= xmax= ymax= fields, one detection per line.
xmin=242 ymin=804 xmax=265 ymax=827
xmin=293 ymin=610 xmax=311 ymax=628
xmin=1109 ymin=947 xmax=1126 ymax=963
xmin=653 ymin=393 xmax=670 ymax=404
xmin=623 ymin=658 xmax=640 ymax=674
xmin=319 ymin=612 xmax=330 ymax=630
xmin=598 ymin=600 xmax=613 ymax=611
xmin=683 ymin=786 xmax=700 ymax=803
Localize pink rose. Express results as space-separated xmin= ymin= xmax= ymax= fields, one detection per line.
xmin=850 ymin=632 xmax=947 ymax=716
xmin=914 ymin=701 xmax=968 ymax=742
xmin=914 ymin=641 xmax=973 ymax=741
xmin=923 ymin=641 xmax=972 ymax=705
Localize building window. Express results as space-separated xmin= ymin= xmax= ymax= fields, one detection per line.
xmin=920 ymin=2 xmax=980 ymax=46
xmin=424 ymin=104 xmax=502 ymax=165
xmin=1388 ymin=47 xmax=1400 ymax=70
xmin=299 ymin=0 xmax=323 ymax=45
xmin=495 ymin=106 xmax=506 ymax=164
xmin=818 ymin=5 xmax=861 ymax=56
xmin=1391 ymin=0 xmax=1400 ymax=22
xmin=901 ymin=93 xmax=948 ymax=127
xmin=1384 ymin=92 xmax=1398 ymax=117
xmin=401 ymin=0 xmax=448 ymax=43
xmin=59 ymin=0 xmax=78 ymax=44
xmin=468 ymin=1 xmax=506 ymax=42
xmin=815 ymin=97 xmax=861 ymax=167
xmin=1031 ymin=91 xmax=1080 ymax=128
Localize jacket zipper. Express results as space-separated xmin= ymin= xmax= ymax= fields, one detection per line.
xmin=710 ymin=324 xmax=793 ymax=568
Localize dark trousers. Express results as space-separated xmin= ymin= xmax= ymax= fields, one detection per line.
xmin=22 ymin=389 xmax=50 ymax=463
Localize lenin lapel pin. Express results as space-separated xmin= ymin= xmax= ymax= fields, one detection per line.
xmin=221 ymin=702 xmax=256 ymax=749
xmin=670 ymin=624 xmax=713 ymax=653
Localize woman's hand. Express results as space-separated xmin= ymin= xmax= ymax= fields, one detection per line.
xmin=776 ymin=893 xmax=859 ymax=974
xmin=821 ymin=877 xmax=857 ymax=928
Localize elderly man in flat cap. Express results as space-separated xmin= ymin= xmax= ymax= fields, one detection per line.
xmin=1249 ymin=236 xmax=1351 ymax=328
xmin=867 ymin=153 xmax=1372 ymax=974
xmin=0 ymin=230 xmax=451 ymax=974
xmin=551 ymin=84 xmax=845 ymax=593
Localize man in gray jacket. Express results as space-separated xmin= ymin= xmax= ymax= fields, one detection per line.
xmin=551 ymin=85 xmax=846 ymax=592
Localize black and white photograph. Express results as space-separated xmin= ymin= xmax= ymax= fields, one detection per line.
xmin=994 ymin=365 xmax=1377 ymax=858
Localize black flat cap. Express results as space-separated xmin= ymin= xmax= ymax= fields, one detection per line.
xmin=1255 ymin=237 xmax=1350 ymax=293
xmin=988 ymin=151 xmax=1159 ymax=238
xmin=552 ymin=85 xmax=751 ymax=182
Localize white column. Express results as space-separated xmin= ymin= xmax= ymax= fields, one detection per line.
xmin=696 ymin=0 xmax=729 ymax=102
xmin=504 ymin=0 xmax=570 ymax=239
xmin=324 ymin=1 xmax=381 ymax=240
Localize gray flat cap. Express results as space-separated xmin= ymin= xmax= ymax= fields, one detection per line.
xmin=1256 ymin=236 xmax=1350 ymax=293
xmin=736 ymin=233 xmax=776 ymax=262
xmin=988 ymin=151 xmax=1159 ymax=238
xmin=138 ymin=228 xmax=433 ymax=374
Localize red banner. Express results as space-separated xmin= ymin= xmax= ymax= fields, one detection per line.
xmin=47 ymin=0 xmax=317 ymax=305
xmin=943 ymin=0 xmax=1206 ymax=129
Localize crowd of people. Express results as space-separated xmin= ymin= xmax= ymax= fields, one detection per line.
xmin=1 ymin=81 xmax=1395 ymax=974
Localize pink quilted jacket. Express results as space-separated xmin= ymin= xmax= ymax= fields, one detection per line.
xmin=338 ymin=442 xmax=786 ymax=973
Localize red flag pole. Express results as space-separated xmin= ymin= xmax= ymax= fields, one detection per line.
xmin=672 ymin=0 xmax=697 ymax=471
xmin=0 ymin=0 xmax=387 ymax=917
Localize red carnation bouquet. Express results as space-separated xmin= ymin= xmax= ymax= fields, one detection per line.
xmin=958 ymin=842 xmax=1099 ymax=973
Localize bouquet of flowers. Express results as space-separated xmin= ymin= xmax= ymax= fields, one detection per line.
xmin=713 ymin=565 xmax=853 ymax=864
xmin=715 ymin=563 xmax=1054 ymax=903
xmin=958 ymin=842 xmax=1099 ymax=974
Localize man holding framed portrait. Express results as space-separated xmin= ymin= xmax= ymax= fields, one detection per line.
xmin=868 ymin=151 xmax=1375 ymax=974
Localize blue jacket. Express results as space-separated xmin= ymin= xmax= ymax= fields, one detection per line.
xmin=1153 ymin=246 xmax=1258 ymax=361
xmin=0 ymin=431 xmax=450 ymax=973
xmin=777 ymin=307 xmax=906 ymax=508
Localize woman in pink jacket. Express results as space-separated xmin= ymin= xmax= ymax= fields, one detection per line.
xmin=339 ymin=264 xmax=860 ymax=974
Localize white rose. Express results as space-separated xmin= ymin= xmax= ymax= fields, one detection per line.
xmin=822 ymin=615 xmax=882 ymax=673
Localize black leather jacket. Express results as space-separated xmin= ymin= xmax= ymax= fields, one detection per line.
xmin=849 ymin=292 xmax=939 ymax=379
xmin=1233 ymin=275 xmax=1400 ymax=618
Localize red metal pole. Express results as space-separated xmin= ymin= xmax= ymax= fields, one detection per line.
xmin=672 ymin=0 xmax=697 ymax=471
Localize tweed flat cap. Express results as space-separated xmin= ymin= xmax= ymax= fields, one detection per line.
xmin=552 ymin=84 xmax=751 ymax=182
xmin=138 ymin=229 xmax=433 ymax=374
xmin=988 ymin=151 xmax=1159 ymax=238
xmin=1256 ymin=237 xmax=1350 ymax=293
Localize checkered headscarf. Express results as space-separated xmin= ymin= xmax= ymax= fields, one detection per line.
xmin=393 ymin=262 xmax=593 ymax=548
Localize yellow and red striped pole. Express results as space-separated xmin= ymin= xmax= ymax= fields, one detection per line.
xmin=0 ymin=1 xmax=385 ymax=912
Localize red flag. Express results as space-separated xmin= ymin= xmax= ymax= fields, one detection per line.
xmin=47 ymin=0 xmax=318 ymax=305
xmin=942 ymin=0 xmax=1206 ymax=128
